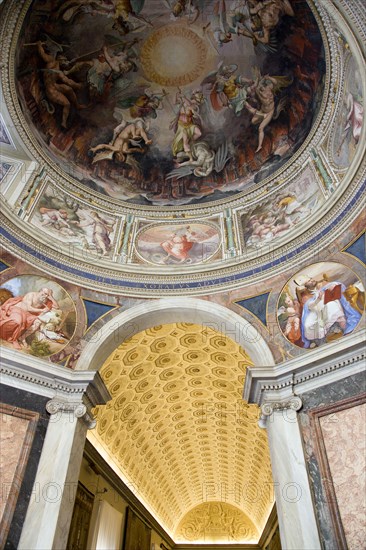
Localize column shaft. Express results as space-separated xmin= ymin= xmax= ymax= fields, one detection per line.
xmin=18 ymin=411 xmax=87 ymax=550
xmin=266 ymin=409 xmax=321 ymax=550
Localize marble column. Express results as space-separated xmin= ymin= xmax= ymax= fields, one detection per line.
xmin=18 ymin=399 xmax=95 ymax=550
xmin=260 ymin=397 xmax=321 ymax=550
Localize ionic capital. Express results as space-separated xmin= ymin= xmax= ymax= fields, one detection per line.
xmin=46 ymin=398 xmax=96 ymax=429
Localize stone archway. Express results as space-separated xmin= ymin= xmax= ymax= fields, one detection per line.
xmin=76 ymin=297 xmax=275 ymax=372
xmin=80 ymin=298 xmax=276 ymax=543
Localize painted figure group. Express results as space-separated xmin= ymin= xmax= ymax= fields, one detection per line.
xmin=17 ymin=0 xmax=325 ymax=203
xmin=279 ymin=273 xmax=363 ymax=348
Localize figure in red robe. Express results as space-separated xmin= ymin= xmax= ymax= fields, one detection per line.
xmin=0 ymin=287 xmax=59 ymax=349
xmin=160 ymin=227 xmax=197 ymax=263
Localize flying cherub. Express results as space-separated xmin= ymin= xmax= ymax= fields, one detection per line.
xmin=244 ymin=69 xmax=293 ymax=151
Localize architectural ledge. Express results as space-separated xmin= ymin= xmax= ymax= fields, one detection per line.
xmin=243 ymin=330 xmax=365 ymax=406
xmin=0 ymin=347 xmax=111 ymax=408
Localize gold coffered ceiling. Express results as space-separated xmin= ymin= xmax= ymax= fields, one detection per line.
xmin=91 ymin=323 xmax=273 ymax=543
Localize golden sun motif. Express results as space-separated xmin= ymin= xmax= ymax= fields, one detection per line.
xmin=140 ymin=25 xmax=208 ymax=87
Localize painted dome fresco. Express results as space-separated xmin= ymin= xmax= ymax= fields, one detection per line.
xmin=1 ymin=0 xmax=365 ymax=295
xmin=15 ymin=0 xmax=325 ymax=206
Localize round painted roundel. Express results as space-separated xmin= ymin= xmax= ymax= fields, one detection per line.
xmin=277 ymin=262 xmax=364 ymax=349
xmin=16 ymin=0 xmax=325 ymax=206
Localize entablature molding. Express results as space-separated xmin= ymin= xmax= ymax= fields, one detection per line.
xmin=0 ymin=347 xmax=110 ymax=426
xmin=244 ymin=330 xmax=365 ymax=408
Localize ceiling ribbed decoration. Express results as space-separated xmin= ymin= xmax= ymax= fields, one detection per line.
xmin=175 ymin=502 xmax=258 ymax=543
xmin=91 ymin=323 xmax=273 ymax=542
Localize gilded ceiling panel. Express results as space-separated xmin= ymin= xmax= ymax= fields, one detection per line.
xmin=92 ymin=322 xmax=273 ymax=541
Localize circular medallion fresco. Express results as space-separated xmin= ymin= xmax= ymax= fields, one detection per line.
xmin=135 ymin=222 xmax=221 ymax=264
xmin=0 ymin=275 xmax=76 ymax=357
xmin=16 ymin=0 xmax=325 ymax=207
xmin=277 ymin=262 xmax=364 ymax=349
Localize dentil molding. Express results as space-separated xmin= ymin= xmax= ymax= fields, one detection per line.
xmin=243 ymin=330 xmax=365 ymax=407
xmin=0 ymin=347 xmax=110 ymax=426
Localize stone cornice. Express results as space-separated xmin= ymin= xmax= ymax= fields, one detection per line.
xmin=243 ymin=330 xmax=366 ymax=406
xmin=0 ymin=347 xmax=110 ymax=407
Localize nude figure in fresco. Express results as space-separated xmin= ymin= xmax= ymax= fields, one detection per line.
xmin=36 ymin=41 xmax=87 ymax=128
xmin=90 ymin=118 xmax=152 ymax=163
xmin=245 ymin=73 xmax=291 ymax=152
xmin=241 ymin=0 xmax=294 ymax=47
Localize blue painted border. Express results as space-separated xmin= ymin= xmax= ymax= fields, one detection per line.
xmin=1 ymin=182 xmax=364 ymax=291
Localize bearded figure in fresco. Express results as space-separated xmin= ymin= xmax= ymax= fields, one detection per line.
xmin=294 ymin=275 xmax=362 ymax=348
xmin=0 ymin=288 xmax=60 ymax=349
xmin=17 ymin=0 xmax=326 ymax=205
xmin=160 ymin=226 xmax=197 ymax=263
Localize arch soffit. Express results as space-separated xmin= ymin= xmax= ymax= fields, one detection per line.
xmin=77 ymin=298 xmax=275 ymax=372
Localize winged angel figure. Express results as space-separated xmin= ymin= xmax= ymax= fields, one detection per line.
xmin=56 ymin=0 xmax=151 ymax=32
xmin=167 ymin=141 xmax=230 ymax=179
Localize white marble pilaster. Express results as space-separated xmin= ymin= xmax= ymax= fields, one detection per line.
xmin=18 ymin=400 xmax=91 ymax=550
xmin=242 ymin=333 xmax=366 ymax=549
xmin=261 ymin=398 xmax=321 ymax=550
xmin=0 ymin=350 xmax=110 ymax=550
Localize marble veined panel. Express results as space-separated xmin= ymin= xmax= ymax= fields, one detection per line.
xmin=0 ymin=404 xmax=38 ymax=546
xmin=0 ymin=412 xmax=28 ymax=522
xmin=319 ymin=403 xmax=366 ymax=550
